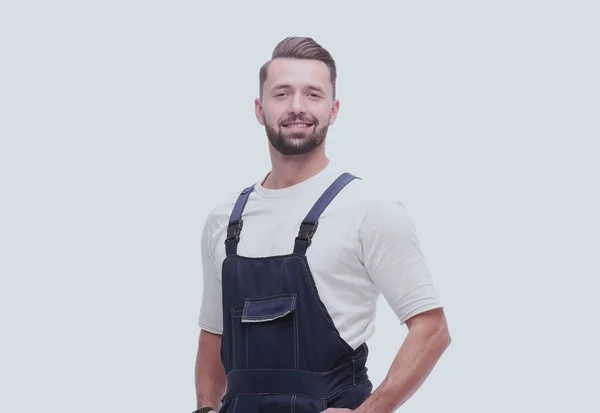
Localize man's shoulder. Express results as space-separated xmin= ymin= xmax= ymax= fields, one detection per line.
xmin=206 ymin=188 xmax=246 ymax=222
xmin=337 ymin=172 xmax=404 ymax=210
xmin=331 ymin=172 xmax=415 ymax=231
xmin=203 ymin=181 xmax=257 ymax=231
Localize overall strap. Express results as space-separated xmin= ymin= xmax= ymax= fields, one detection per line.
xmin=225 ymin=184 xmax=255 ymax=256
xmin=293 ymin=172 xmax=360 ymax=255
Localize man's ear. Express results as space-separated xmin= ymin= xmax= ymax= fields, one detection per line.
xmin=255 ymin=98 xmax=265 ymax=125
xmin=329 ymin=98 xmax=340 ymax=125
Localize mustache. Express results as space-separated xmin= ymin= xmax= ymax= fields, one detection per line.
xmin=279 ymin=115 xmax=317 ymax=125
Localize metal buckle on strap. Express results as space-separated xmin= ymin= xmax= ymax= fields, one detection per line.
xmin=296 ymin=221 xmax=318 ymax=247
xmin=226 ymin=219 xmax=243 ymax=244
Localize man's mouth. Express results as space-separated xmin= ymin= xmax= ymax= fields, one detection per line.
xmin=282 ymin=121 xmax=314 ymax=129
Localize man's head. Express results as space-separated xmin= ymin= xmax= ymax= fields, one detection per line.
xmin=255 ymin=37 xmax=339 ymax=156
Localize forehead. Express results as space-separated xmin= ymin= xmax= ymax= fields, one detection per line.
xmin=265 ymin=58 xmax=332 ymax=92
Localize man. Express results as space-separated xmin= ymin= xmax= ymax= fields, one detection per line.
xmin=193 ymin=37 xmax=451 ymax=413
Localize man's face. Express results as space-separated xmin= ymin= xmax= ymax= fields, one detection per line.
xmin=255 ymin=58 xmax=339 ymax=156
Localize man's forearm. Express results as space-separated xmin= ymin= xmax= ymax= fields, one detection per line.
xmin=356 ymin=309 xmax=451 ymax=413
xmin=195 ymin=330 xmax=227 ymax=410
xmin=195 ymin=370 xmax=225 ymax=411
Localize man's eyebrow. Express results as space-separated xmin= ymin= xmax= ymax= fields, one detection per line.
xmin=271 ymin=84 xmax=292 ymax=91
xmin=270 ymin=84 xmax=327 ymax=94
xmin=306 ymin=85 xmax=326 ymax=94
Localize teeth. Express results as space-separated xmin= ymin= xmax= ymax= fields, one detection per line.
xmin=288 ymin=123 xmax=309 ymax=128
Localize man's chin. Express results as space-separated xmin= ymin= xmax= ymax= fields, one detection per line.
xmin=283 ymin=133 xmax=312 ymax=142
xmin=268 ymin=137 xmax=314 ymax=156
xmin=274 ymin=147 xmax=315 ymax=157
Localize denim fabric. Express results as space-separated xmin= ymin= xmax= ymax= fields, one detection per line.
xmin=219 ymin=173 xmax=373 ymax=413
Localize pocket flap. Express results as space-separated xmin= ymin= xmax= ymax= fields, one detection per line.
xmin=241 ymin=294 xmax=296 ymax=323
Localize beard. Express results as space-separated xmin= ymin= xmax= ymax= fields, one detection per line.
xmin=264 ymin=114 xmax=329 ymax=156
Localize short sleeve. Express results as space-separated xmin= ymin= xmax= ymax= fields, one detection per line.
xmin=197 ymin=213 xmax=224 ymax=334
xmin=360 ymin=199 xmax=442 ymax=324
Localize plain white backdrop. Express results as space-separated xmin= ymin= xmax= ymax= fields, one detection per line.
xmin=1 ymin=1 xmax=598 ymax=412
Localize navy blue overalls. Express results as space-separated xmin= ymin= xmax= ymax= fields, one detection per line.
xmin=218 ymin=172 xmax=373 ymax=413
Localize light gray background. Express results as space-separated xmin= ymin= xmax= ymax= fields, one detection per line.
xmin=1 ymin=1 xmax=598 ymax=412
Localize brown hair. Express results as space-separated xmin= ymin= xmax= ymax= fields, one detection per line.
xmin=259 ymin=37 xmax=337 ymax=100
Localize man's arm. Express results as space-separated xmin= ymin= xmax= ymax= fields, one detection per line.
xmin=335 ymin=197 xmax=450 ymax=412
xmin=195 ymin=210 xmax=227 ymax=411
xmin=355 ymin=308 xmax=450 ymax=412
xmin=195 ymin=329 xmax=226 ymax=411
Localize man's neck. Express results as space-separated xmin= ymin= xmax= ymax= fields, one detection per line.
xmin=262 ymin=147 xmax=329 ymax=190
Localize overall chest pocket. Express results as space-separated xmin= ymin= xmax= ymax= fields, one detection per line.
xmin=231 ymin=294 xmax=299 ymax=370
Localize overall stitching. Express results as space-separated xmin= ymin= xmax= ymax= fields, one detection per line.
xmin=230 ymin=310 xmax=237 ymax=368
xmin=241 ymin=293 xmax=296 ymax=319
xmin=221 ymin=383 xmax=362 ymax=403
xmin=221 ymin=359 xmax=362 ymax=402
xmin=241 ymin=311 xmax=293 ymax=321
xmin=294 ymin=311 xmax=299 ymax=369
xmin=225 ymin=357 xmax=357 ymax=376
xmin=245 ymin=323 xmax=248 ymax=368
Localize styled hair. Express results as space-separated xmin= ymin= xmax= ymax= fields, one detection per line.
xmin=259 ymin=37 xmax=337 ymax=99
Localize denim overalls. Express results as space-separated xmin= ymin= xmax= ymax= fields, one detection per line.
xmin=218 ymin=172 xmax=373 ymax=413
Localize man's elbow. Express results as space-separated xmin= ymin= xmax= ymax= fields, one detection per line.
xmin=408 ymin=307 xmax=451 ymax=351
xmin=437 ymin=318 xmax=451 ymax=351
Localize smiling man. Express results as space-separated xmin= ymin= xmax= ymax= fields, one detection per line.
xmin=193 ymin=37 xmax=451 ymax=413
xmin=261 ymin=57 xmax=331 ymax=157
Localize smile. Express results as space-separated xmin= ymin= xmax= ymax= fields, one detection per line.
xmin=282 ymin=122 xmax=313 ymax=128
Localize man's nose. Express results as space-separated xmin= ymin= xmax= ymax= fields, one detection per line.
xmin=288 ymin=94 xmax=306 ymax=114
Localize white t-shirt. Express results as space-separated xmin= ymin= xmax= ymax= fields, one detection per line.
xmin=198 ymin=162 xmax=442 ymax=350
